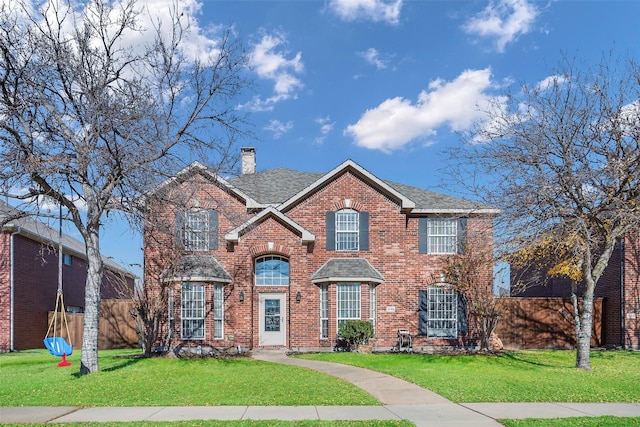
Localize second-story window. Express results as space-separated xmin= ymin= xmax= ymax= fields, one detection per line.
xmin=326 ymin=210 xmax=369 ymax=251
xmin=175 ymin=209 xmax=218 ymax=251
xmin=418 ymin=218 xmax=467 ymax=255
xmin=336 ymin=209 xmax=359 ymax=251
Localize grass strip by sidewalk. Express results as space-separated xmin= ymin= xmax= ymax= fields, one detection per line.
xmin=296 ymin=350 xmax=640 ymax=403
xmin=500 ymin=416 xmax=640 ymax=426
xmin=0 ymin=350 xmax=378 ymax=407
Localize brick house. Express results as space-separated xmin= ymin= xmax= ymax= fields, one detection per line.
xmin=512 ymin=231 xmax=640 ymax=350
xmin=144 ymin=148 xmax=498 ymax=352
xmin=0 ymin=200 xmax=135 ymax=351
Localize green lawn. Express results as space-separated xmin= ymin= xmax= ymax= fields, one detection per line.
xmin=2 ymin=348 xmax=639 ymax=427
xmin=0 ymin=349 xmax=377 ymax=406
xmin=296 ymin=350 xmax=640 ymax=403
xmin=500 ymin=416 xmax=640 ymax=427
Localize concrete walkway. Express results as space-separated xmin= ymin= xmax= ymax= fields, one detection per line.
xmin=2 ymin=350 xmax=639 ymax=426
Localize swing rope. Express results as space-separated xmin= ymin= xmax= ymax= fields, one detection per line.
xmin=44 ymin=202 xmax=73 ymax=359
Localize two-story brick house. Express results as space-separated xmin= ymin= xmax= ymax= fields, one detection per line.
xmin=0 ymin=200 xmax=135 ymax=351
xmin=144 ymin=148 xmax=498 ymax=352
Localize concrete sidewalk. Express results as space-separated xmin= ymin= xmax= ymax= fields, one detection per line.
xmin=2 ymin=350 xmax=639 ymax=425
xmin=2 ymin=403 xmax=640 ymax=425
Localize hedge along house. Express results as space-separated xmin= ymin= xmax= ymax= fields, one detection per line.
xmin=144 ymin=148 xmax=499 ymax=352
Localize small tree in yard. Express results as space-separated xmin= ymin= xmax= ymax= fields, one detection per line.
xmin=443 ymin=245 xmax=506 ymax=351
xmin=450 ymin=54 xmax=640 ymax=369
xmin=0 ymin=0 xmax=250 ymax=373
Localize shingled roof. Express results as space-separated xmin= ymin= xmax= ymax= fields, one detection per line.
xmin=161 ymin=255 xmax=232 ymax=283
xmin=228 ymin=165 xmax=491 ymax=212
xmin=0 ymin=200 xmax=133 ymax=275
xmin=311 ymin=258 xmax=385 ymax=284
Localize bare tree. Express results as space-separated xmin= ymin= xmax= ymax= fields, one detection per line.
xmin=0 ymin=0 xmax=251 ymax=374
xmin=450 ymin=54 xmax=640 ymax=369
xmin=442 ymin=245 xmax=506 ymax=351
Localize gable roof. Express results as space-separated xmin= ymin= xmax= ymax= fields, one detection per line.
xmin=147 ymin=161 xmax=263 ymax=209
xmin=311 ymin=258 xmax=385 ymax=284
xmin=229 ymin=160 xmax=496 ymax=214
xmin=276 ymin=159 xmax=416 ymax=212
xmin=165 ymin=158 xmax=497 ymax=215
xmin=225 ymin=206 xmax=315 ymax=243
xmin=0 ymin=200 xmax=133 ymax=276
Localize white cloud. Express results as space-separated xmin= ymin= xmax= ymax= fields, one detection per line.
xmin=5 ymin=0 xmax=224 ymax=73
xmin=316 ymin=116 xmax=335 ymax=134
xmin=358 ymin=48 xmax=389 ymax=70
xmin=536 ymin=74 xmax=569 ymax=91
xmin=242 ymin=31 xmax=304 ymax=112
xmin=328 ymin=0 xmax=403 ymax=25
xmin=265 ymin=119 xmax=293 ymax=139
xmin=314 ymin=116 xmax=335 ymax=144
xmin=345 ymin=68 xmax=503 ymax=152
xmin=462 ymin=0 xmax=539 ymax=53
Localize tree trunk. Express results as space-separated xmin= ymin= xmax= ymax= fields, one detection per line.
xmin=575 ymin=295 xmax=594 ymax=370
xmin=80 ymin=226 xmax=104 ymax=375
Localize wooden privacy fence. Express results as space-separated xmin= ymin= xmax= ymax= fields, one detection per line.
xmin=48 ymin=299 xmax=139 ymax=350
xmin=494 ymin=297 xmax=603 ymax=349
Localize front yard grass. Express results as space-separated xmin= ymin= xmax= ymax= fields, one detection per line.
xmin=0 ymin=349 xmax=378 ymax=407
xmin=296 ymin=349 xmax=640 ymax=403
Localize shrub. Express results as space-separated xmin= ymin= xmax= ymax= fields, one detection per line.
xmin=337 ymin=320 xmax=375 ymax=350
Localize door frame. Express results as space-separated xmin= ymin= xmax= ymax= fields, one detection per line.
xmin=258 ymin=292 xmax=287 ymax=346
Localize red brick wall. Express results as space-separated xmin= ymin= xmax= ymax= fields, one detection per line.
xmin=0 ymin=233 xmax=11 ymax=351
xmin=145 ymin=170 xmax=495 ymax=351
xmin=623 ymin=232 xmax=640 ymax=349
xmin=1 ymin=232 xmax=135 ymax=351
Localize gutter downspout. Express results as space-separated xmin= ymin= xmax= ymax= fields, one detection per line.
xmin=9 ymin=228 xmax=21 ymax=352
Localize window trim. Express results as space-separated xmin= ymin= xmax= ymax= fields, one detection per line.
xmin=62 ymin=253 xmax=72 ymax=266
xmin=426 ymin=285 xmax=458 ymax=338
xmin=213 ymin=284 xmax=224 ymax=340
xmin=320 ymin=285 xmax=329 ymax=340
xmin=176 ymin=209 xmax=219 ymax=251
xmin=418 ymin=217 xmax=467 ymax=255
xmin=255 ymin=255 xmax=290 ymax=286
xmin=335 ymin=209 xmax=359 ymax=251
xmin=337 ymin=282 xmax=361 ymax=331
xmin=181 ymin=283 xmax=205 ymax=340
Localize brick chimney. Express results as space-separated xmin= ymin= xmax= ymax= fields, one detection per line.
xmin=241 ymin=147 xmax=255 ymax=175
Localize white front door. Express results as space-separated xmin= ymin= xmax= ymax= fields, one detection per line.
xmin=259 ymin=293 xmax=286 ymax=346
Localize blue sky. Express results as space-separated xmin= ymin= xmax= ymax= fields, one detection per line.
xmin=94 ymin=0 xmax=639 ymax=278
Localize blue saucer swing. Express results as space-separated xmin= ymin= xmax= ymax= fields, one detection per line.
xmin=43 ymin=205 xmax=73 ymax=366
xmin=44 ymin=290 xmax=73 ymax=357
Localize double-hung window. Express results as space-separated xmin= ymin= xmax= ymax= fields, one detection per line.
xmin=176 ymin=209 xmax=219 ymax=251
xmin=320 ymin=285 xmax=329 ymax=339
xmin=418 ymin=218 xmax=467 ymax=254
xmin=326 ymin=210 xmax=369 ymax=251
xmin=418 ymin=286 xmax=458 ymax=338
xmin=337 ymin=283 xmax=361 ymax=330
xmin=181 ymin=283 xmax=205 ymax=339
xmin=255 ymin=256 xmax=290 ymax=286
xmin=185 ymin=211 xmax=209 ymax=251
xmin=213 ymin=284 xmax=224 ymax=339
xmin=336 ymin=209 xmax=359 ymax=251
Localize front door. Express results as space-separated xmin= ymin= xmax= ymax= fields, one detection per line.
xmin=259 ymin=293 xmax=286 ymax=346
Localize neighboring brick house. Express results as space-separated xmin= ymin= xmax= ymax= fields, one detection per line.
xmin=512 ymin=232 xmax=640 ymax=350
xmin=144 ymin=148 xmax=498 ymax=352
xmin=0 ymin=200 xmax=135 ymax=351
